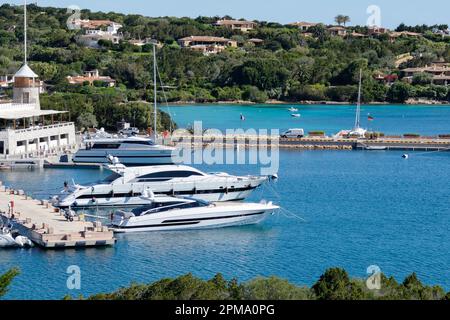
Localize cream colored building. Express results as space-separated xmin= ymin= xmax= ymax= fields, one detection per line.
xmin=0 ymin=64 xmax=76 ymax=157
xmin=214 ymin=19 xmax=257 ymax=32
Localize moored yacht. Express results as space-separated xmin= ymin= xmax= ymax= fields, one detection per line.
xmin=54 ymin=158 xmax=273 ymax=209
xmin=110 ymin=196 xmax=279 ymax=232
xmin=73 ymin=136 xmax=176 ymax=166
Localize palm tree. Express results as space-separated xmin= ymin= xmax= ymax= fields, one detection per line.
xmin=335 ymin=15 xmax=345 ymax=26
xmin=335 ymin=15 xmax=351 ymax=26
xmin=342 ymin=15 xmax=351 ymax=26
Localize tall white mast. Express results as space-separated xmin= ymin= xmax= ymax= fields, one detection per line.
xmin=153 ymin=44 xmax=157 ymax=139
xmin=24 ymin=0 xmax=27 ymax=64
xmin=354 ymin=68 xmax=362 ymax=130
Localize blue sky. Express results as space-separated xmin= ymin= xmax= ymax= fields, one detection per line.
xmin=4 ymin=0 xmax=450 ymax=28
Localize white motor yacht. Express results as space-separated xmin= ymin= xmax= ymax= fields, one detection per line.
xmin=110 ymin=196 xmax=279 ymax=232
xmin=73 ymin=136 xmax=176 ymax=166
xmin=54 ymin=158 xmax=273 ymax=209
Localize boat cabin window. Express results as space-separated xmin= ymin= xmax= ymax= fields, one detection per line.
xmin=137 ymin=170 xmax=204 ymax=182
xmin=123 ymin=140 xmax=154 ymax=146
xmin=91 ymin=143 xmax=121 ymax=149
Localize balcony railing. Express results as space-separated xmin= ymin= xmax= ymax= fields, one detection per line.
xmin=6 ymin=122 xmax=75 ymax=134
xmin=0 ymin=103 xmax=36 ymax=111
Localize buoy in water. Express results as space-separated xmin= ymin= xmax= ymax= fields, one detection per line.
xmin=402 ymin=154 xmax=409 ymax=159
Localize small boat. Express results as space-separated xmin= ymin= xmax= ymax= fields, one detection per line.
xmin=0 ymin=226 xmax=33 ymax=248
xmin=364 ymin=146 xmax=387 ymax=151
xmin=0 ymin=164 xmax=12 ymax=170
xmin=110 ymin=196 xmax=279 ymax=233
xmin=291 ymin=114 xmax=301 ymax=118
xmin=0 ymin=227 xmax=16 ymax=247
xmin=288 ymin=107 xmax=298 ymax=112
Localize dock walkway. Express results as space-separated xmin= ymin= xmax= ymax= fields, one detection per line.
xmin=0 ymin=184 xmax=115 ymax=249
xmin=172 ymin=135 xmax=450 ymax=151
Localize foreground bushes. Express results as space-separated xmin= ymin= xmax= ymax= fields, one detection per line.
xmin=1 ymin=267 xmax=448 ymax=300
xmin=87 ymin=268 xmax=449 ymax=300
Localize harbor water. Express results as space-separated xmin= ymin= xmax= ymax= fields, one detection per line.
xmin=1 ymin=104 xmax=449 ymax=299
xmin=162 ymin=103 xmax=450 ymax=135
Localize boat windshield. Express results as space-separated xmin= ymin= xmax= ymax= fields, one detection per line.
xmin=102 ymin=172 xmax=122 ymax=183
xmin=130 ymin=200 xmax=209 ymax=216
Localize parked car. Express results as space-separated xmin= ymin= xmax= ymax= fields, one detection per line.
xmin=119 ymin=127 xmax=139 ymax=136
xmin=281 ymin=128 xmax=304 ymax=138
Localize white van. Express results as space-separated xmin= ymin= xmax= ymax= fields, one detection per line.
xmin=281 ymin=128 xmax=304 ymax=138
xmin=119 ymin=127 xmax=140 ymax=136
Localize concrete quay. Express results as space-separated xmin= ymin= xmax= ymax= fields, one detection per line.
xmin=0 ymin=184 xmax=115 ymax=249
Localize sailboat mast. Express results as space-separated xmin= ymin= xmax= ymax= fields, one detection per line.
xmin=153 ymin=44 xmax=157 ymax=139
xmin=24 ymin=0 xmax=27 ymax=64
xmin=354 ymin=68 xmax=362 ymax=130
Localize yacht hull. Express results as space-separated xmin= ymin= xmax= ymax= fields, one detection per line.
xmin=111 ymin=205 xmax=277 ymax=233
xmin=73 ymin=149 xmax=175 ymax=165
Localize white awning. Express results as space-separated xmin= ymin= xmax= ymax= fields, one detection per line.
xmin=0 ymin=109 xmax=67 ymax=120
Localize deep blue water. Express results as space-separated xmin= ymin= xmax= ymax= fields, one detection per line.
xmin=1 ymin=105 xmax=449 ymax=299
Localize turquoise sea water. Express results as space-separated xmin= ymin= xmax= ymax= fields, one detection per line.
xmin=1 ymin=104 xmax=449 ymax=299
xmin=162 ymin=104 xmax=450 ymax=136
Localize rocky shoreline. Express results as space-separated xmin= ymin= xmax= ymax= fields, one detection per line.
xmin=168 ymin=99 xmax=450 ymax=106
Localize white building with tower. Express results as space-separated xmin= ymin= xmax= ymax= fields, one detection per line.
xmin=0 ymin=1 xmax=76 ymax=158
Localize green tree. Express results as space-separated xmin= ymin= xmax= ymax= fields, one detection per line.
xmin=412 ymin=72 xmax=433 ymax=85
xmin=243 ymin=277 xmax=312 ymax=300
xmin=77 ymin=112 xmax=98 ymax=130
xmin=0 ymin=268 xmax=19 ymax=298
xmin=312 ymin=267 xmax=367 ymax=300
xmin=242 ymin=86 xmax=268 ymax=103
xmin=387 ymin=82 xmax=415 ymax=103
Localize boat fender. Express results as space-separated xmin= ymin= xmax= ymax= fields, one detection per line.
xmin=192 ymin=187 xmax=197 ymax=194
xmin=225 ymin=187 xmax=228 ymax=194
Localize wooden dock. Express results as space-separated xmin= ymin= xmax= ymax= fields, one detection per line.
xmin=0 ymin=184 xmax=115 ymax=249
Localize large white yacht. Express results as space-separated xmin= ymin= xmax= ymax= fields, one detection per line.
xmin=110 ymin=196 xmax=279 ymax=232
xmin=54 ymin=158 xmax=272 ymax=209
xmin=73 ymin=136 xmax=176 ymax=166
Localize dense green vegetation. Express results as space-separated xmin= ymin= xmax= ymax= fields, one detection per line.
xmin=1 ymin=4 xmax=450 ymax=130
xmin=87 ymin=268 xmax=450 ymax=300
xmin=1 ymin=267 xmax=449 ymax=300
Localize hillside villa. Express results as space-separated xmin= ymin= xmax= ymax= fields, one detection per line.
xmin=214 ymin=19 xmax=257 ymax=32
xmin=73 ymin=19 xmax=123 ymax=48
xmin=328 ymin=26 xmax=347 ymax=36
xmin=402 ymin=63 xmax=450 ymax=86
xmin=66 ymin=70 xmax=116 ymax=87
xmin=289 ymin=21 xmax=318 ymax=31
xmin=178 ymin=36 xmax=238 ymax=55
